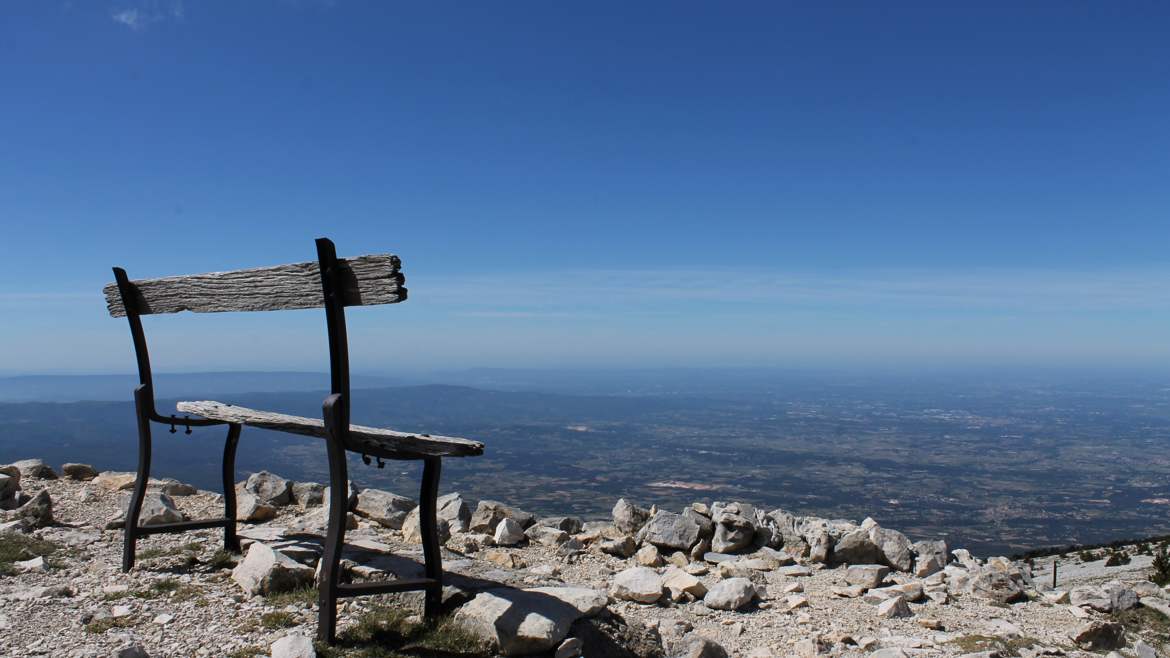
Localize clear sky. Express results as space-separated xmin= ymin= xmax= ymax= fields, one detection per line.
xmin=2 ymin=2 xmax=1168 ymax=374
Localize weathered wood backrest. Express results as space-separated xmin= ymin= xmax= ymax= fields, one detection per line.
xmin=103 ymin=254 xmax=406 ymax=317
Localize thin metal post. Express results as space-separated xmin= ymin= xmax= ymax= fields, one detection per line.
xmin=222 ymin=423 xmax=242 ymax=553
xmin=420 ymin=457 xmax=443 ymax=619
xmin=122 ymin=385 xmax=153 ymax=572
xmin=318 ymin=393 xmax=349 ymax=645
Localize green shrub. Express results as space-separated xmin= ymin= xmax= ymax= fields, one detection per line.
xmin=1105 ymin=550 xmax=1131 ymax=567
xmin=1151 ymin=544 xmax=1170 ymax=586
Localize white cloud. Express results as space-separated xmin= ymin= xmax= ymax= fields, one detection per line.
xmin=110 ymin=1 xmax=184 ymax=31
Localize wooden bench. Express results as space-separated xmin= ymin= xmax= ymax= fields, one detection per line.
xmin=105 ymin=238 xmax=484 ymax=644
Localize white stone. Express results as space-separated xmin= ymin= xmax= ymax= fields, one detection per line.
xmin=271 ymin=632 xmax=317 ymax=658
xmin=704 ymin=577 xmax=756 ymax=611
xmin=610 ymin=567 xmax=663 ymax=604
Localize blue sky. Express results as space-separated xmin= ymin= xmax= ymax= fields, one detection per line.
xmin=1 ymin=2 xmax=1168 ymax=374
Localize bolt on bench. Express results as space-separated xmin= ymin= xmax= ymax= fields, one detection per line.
xmin=104 ymin=237 xmax=484 ymax=643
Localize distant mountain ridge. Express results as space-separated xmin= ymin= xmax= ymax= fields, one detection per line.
xmin=0 ymin=371 xmax=404 ymax=403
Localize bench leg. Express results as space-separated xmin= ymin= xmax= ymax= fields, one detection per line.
xmin=420 ymin=457 xmax=443 ymax=619
xmin=221 ymin=423 xmax=242 ymax=553
xmin=318 ymin=399 xmax=349 ymax=645
xmin=123 ymin=386 xmax=153 ymax=572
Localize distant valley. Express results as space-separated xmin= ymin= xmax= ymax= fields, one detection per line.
xmin=1 ymin=370 xmax=1168 ymax=557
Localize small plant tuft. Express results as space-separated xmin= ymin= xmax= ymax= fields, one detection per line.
xmin=0 ymin=533 xmax=62 ymax=575
xmin=260 ymin=611 xmax=299 ymax=629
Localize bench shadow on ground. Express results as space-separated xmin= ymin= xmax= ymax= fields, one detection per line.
xmin=320 ymin=551 xmax=656 ymax=658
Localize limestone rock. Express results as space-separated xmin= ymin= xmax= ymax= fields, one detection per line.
xmin=1105 ymin=581 xmax=1138 ymax=611
xmin=401 ymin=506 xmax=453 ymax=545
xmin=93 ymin=471 xmax=137 ymax=491
xmin=455 ymin=587 xmax=600 ymax=655
xmin=869 ymin=525 xmax=913 ymax=572
xmin=635 ymin=544 xmax=662 ymax=567
xmin=61 ymin=463 xmax=98 ymax=481
xmin=610 ymin=567 xmax=663 ymax=604
xmin=537 ymin=515 xmax=584 ymax=534
xmin=270 ymin=632 xmax=316 ymax=658
xmin=526 ymin=525 xmax=569 ymax=547
xmin=711 ymin=508 xmax=754 ymax=554
xmin=156 ymin=478 xmax=197 ymax=496
xmin=682 ymin=506 xmax=715 ymax=540
xmin=291 ymin=481 xmax=324 ymax=508
xmin=876 ymin=595 xmax=912 ymax=618
xmin=236 ymin=490 xmax=276 ymax=523
xmin=438 ymin=492 xmax=472 ymax=532
xmin=912 ymin=540 xmax=948 ymax=577
xmin=494 ymin=517 xmax=526 ymax=546
xmin=354 ymin=488 xmax=415 ymax=529
xmin=833 ymin=528 xmax=881 ymax=565
xmin=845 ymin=564 xmax=890 ymax=589
xmin=4 ymin=489 xmax=52 ymax=528
xmin=231 ymin=543 xmax=314 ymax=595
xmin=1070 ymin=620 xmax=1125 ymax=650
xmin=704 ymin=577 xmax=756 ymax=611
xmin=612 ymin=498 xmax=650 ymax=534
xmin=599 ymin=536 xmax=637 ymax=559
xmin=967 ymin=569 xmax=1025 ymax=604
xmin=10 ymin=459 xmax=56 ymax=480
xmin=663 ymin=567 xmax=708 ymax=600
xmin=113 ymin=644 xmax=150 ymax=658
xmin=640 ymin=510 xmax=700 ymax=551
xmin=808 ymin=529 xmax=832 ymax=563
xmin=681 ymin=638 xmax=729 ymax=658
xmin=323 ymin=481 xmax=359 ymax=511
xmin=471 ymin=500 xmax=535 ymax=532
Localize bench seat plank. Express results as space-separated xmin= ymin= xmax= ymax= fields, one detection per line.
xmin=105 ymin=254 xmax=405 ymax=317
xmin=175 ymin=400 xmax=483 ymax=458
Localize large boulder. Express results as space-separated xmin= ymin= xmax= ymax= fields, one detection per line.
xmin=967 ymin=569 xmax=1026 ymax=604
xmin=711 ymin=508 xmax=754 ymax=554
xmin=455 ymin=587 xmax=604 ymax=655
xmin=437 ymin=492 xmax=471 ymax=533
xmin=93 ymin=471 xmax=137 ymax=491
xmin=612 ymin=498 xmax=650 ymax=534
xmin=106 ymin=492 xmax=183 ymax=529
xmin=832 ymin=528 xmax=881 ymax=565
xmin=0 ymin=473 xmax=18 ymax=505
xmin=494 ymin=518 xmax=526 ymax=546
xmin=240 ymin=471 xmax=292 ymax=506
xmin=1070 ymin=620 xmax=1125 ymax=650
xmin=61 ymin=463 xmax=98 ymax=481
xmin=236 ymin=490 xmax=277 ymax=523
xmin=912 ymin=540 xmax=948 ymax=577
xmin=401 ymin=506 xmax=452 ymax=545
xmin=845 ymin=564 xmax=890 ymax=589
xmin=682 ymin=507 xmax=715 ymax=540
xmin=354 ymin=489 xmax=415 ymax=529
xmin=610 ymin=567 xmax=663 ymax=604
xmin=704 ymin=577 xmax=756 ymax=611
xmin=3 ymin=489 xmax=52 ymax=528
xmin=10 ymin=459 xmax=56 ymax=480
xmin=323 ymin=481 xmax=359 ymax=511
xmin=290 ymin=482 xmax=324 ymax=508
xmin=639 ymin=511 xmax=700 ymax=552
xmin=231 ymin=543 xmax=314 ymax=595
xmin=869 ymin=526 xmax=913 ymax=572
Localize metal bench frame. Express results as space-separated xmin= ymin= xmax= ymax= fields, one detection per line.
xmin=110 ymin=237 xmax=465 ymax=644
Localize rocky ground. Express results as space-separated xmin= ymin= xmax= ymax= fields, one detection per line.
xmin=2 ymin=457 xmax=1170 ymax=658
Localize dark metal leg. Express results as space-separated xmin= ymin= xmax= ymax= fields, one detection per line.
xmin=123 ymin=386 xmax=153 ymax=572
xmin=221 ymin=424 xmax=242 ymax=553
xmin=420 ymin=457 xmax=443 ymax=619
xmin=318 ymin=396 xmax=349 ymax=645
